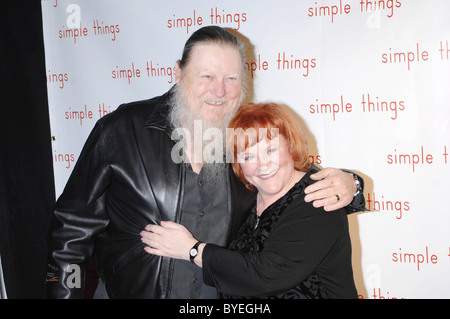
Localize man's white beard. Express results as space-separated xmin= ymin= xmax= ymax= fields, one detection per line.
xmin=168 ymin=84 xmax=236 ymax=181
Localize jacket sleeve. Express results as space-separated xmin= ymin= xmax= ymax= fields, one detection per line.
xmin=46 ymin=120 xmax=111 ymax=299
xmin=202 ymin=198 xmax=348 ymax=297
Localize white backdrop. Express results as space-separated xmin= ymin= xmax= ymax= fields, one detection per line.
xmin=41 ymin=0 xmax=450 ymax=299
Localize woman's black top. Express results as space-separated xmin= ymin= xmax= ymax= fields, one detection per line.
xmin=202 ymin=169 xmax=358 ymax=299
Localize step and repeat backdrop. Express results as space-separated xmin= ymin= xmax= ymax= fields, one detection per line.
xmin=41 ymin=0 xmax=450 ymax=299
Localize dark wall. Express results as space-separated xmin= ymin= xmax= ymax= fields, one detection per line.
xmin=0 ymin=1 xmax=55 ymax=298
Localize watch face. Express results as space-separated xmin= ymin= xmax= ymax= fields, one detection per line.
xmin=190 ymin=248 xmax=198 ymax=257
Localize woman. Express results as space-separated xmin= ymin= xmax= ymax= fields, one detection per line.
xmin=141 ymin=102 xmax=357 ymax=299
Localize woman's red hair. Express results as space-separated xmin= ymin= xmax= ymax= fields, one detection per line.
xmin=226 ymin=102 xmax=311 ymax=190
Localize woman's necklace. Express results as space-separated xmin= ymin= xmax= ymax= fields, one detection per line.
xmin=254 ymin=170 xmax=301 ymax=230
xmin=255 ymin=193 xmax=264 ymax=229
xmin=254 ymin=214 xmax=261 ymax=230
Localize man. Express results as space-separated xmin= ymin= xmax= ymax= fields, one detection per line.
xmin=46 ymin=26 xmax=365 ymax=299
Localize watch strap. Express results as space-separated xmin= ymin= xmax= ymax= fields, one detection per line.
xmin=353 ymin=173 xmax=361 ymax=196
xmin=189 ymin=241 xmax=202 ymax=263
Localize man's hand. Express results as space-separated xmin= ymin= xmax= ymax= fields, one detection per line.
xmin=304 ymin=168 xmax=357 ymax=212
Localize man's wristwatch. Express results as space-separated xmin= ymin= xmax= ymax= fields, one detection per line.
xmin=189 ymin=241 xmax=202 ymax=263
xmin=352 ymin=173 xmax=361 ymax=196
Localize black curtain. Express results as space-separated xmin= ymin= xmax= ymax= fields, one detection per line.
xmin=0 ymin=1 xmax=55 ymax=298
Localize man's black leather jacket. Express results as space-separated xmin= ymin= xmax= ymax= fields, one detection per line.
xmin=46 ymin=89 xmax=256 ymax=298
